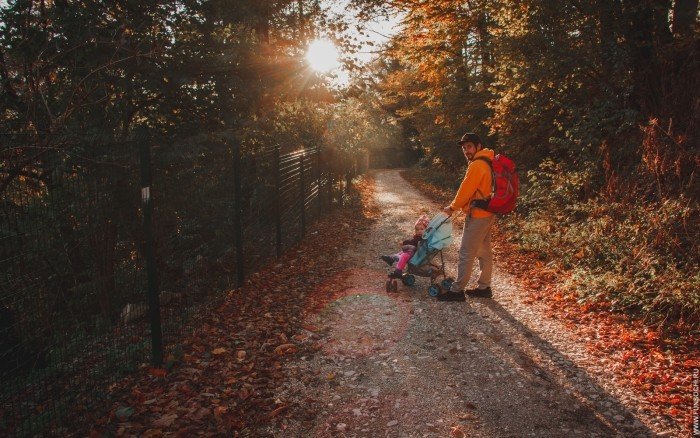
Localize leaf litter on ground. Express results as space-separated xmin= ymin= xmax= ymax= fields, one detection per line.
xmin=401 ymin=168 xmax=699 ymax=433
xmin=80 ymin=176 xmax=379 ymax=436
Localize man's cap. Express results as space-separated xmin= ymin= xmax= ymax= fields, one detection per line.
xmin=456 ymin=132 xmax=482 ymax=146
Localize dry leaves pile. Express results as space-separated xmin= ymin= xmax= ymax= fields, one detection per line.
xmin=402 ymin=168 xmax=699 ymax=432
xmin=79 ymin=176 xmax=379 ymax=436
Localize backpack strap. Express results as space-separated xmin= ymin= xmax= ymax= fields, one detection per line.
xmin=473 ymin=156 xmax=492 ymax=166
xmin=472 ymin=156 xmax=495 ymax=200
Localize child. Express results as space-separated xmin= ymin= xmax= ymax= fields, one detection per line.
xmin=381 ymin=214 xmax=430 ymax=278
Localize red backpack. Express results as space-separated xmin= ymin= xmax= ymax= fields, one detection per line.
xmin=473 ymin=155 xmax=519 ymax=214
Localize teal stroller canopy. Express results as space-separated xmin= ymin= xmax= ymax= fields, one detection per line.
xmin=409 ymin=212 xmax=453 ymax=267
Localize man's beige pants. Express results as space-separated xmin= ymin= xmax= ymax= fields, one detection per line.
xmin=450 ymin=215 xmax=496 ymax=292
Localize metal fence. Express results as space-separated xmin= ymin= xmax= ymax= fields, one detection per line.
xmin=0 ymin=129 xmax=361 ymax=435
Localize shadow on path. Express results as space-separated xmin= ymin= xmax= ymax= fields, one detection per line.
xmin=274 ymin=169 xmax=659 ymax=437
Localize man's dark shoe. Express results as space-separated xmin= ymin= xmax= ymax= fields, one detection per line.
xmin=437 ymin=291 xmax=466 ymax=302
xmin=381 ymin=255 xmax=395 ymax=266
xmin=466 ymin=287 xmax=493 ymax=298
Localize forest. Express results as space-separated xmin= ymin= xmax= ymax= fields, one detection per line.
xmin=0 ymin=0 xmax=698 ymax=435
xmin=354 ymin=0 xmax=699 ymax=329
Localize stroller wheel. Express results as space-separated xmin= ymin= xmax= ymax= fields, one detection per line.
xmin=428 ymin=285 xmax=441 ymax=297
xmin=441 ymin=278 xmax=454 ymax=290
xmin=402 ymin=274 xmax=416 ymax=287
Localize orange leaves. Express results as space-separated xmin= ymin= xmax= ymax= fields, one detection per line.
xmin=450 ymin=425 xmax=466 ymax=437
xmin=301 ymin=324 xmax=318 ymax=332
xmin=683 ymin=359 xmax=699 ymax=368
xmin=668 ymin=396 xmax=683 ymax=406
xmin=213 ymin=406 xmax=228 ymax=419
xmin=85 ymin=179 xmax=379 ymax=436
xmin=268 ymin=404 xmax=289 ymax=418
xmin=645 ymin=330 xmax=660 ymax=342
xmin=292 ymin=333 xmax=309 ymax=343
xmin=148 ymin=368 xmax=168 ymax=378
xmin=273 ymin=343 xmax=297 ymax=356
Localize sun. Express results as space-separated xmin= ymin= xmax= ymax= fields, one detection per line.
xmin=306 ymin=39 xmax=340 ymax=73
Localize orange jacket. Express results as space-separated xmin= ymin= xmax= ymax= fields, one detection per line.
xmin=449 ymin=148 xmax=494 ymax=218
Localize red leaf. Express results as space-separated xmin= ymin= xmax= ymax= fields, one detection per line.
xmin=149 ymin=368 xmax=168 ymax=378
xmin=269 ymin=404 xmax=289 ymax=418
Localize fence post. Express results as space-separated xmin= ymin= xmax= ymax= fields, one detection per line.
xmin=274 ymin=146 xmax=282 ymax=258
xmin=327 ymin=171 xmax=333 ymax=211
xmin=138 ymin=126 xmax=163 ymax=367
xmin=346 ymin=168 xmax=353 ymax=199
xmin=316 ymin=146 xmax=322 ymax=220
xmin=340 ymin=170 xmax=345 ymax=207
xmin=232 ymin=139 xmax=244 ymax=287
xmin=328 ymin=172 xmax=335 ymax=209
xmin=299 ymin=150 xmax=306 ymax=238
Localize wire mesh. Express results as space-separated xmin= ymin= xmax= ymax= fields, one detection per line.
xmin=0 ymin=136 xmax=359 ymax=435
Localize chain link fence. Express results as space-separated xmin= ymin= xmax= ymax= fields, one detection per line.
xmin=0 ymin=130 xmax=362 ymax=436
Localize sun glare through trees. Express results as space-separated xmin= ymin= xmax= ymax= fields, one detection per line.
xmin=306 ymin=39 xmax=340 ymax=72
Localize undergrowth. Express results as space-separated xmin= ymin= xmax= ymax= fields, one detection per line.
xmin=408 ymin=162 xmax=700 ymax=334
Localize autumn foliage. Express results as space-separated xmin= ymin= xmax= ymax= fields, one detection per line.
xmin=355 ymin=0 xmax=699 ymax=332
xmin=401 ymin=169 xmax=700 ymax=433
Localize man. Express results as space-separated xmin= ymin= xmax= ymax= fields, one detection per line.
xmin=438 ymin=132 xmax=495 ymax=301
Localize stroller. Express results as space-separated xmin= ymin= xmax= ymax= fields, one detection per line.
xmin=385 ymin=212 xmax=455 ymax=296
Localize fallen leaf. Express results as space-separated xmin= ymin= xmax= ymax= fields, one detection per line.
xmin=274 ymin=343 xmax=297 ymax=355
xmin=451 ymin=425 xmax=466 ymax=438
xmin=212 ymin=348 xmax=227 ymax=355
xmin=191 ymin=407 xmax=211 ymax=421
xmin=142 ymin=429 xmax=163 ymax=438
xmin=149 ymin=368 xmax=167 ymax=378
xmin=239 ymin=386 xmax=253 ymax=400
xmin=269 ymin=404 xmax=289 ymax=418
xmin=236 ymin=350 xmax=246 ymax=361
xmin=214 ymin=406 xmax=229 ymax=418
xmin=153 ymin=413 xmax=178 ymax=428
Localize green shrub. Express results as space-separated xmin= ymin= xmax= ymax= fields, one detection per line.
xmin=410 ymin=162 xmax=699 ymax=331
xmin=509 ymin=160 xmax=700 ymax=331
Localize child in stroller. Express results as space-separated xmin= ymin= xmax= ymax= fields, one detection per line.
xmin=381 ymin=214 xmax=430 ymax=279
xmin=381 ymin=212 xmax=455 ymax=294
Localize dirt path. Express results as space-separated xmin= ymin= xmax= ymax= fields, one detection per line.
xmin=268 ymin=169 xmax=661 ymax=437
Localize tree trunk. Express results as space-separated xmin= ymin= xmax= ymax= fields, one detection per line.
xmin=672 ymin=0 xmax=698 ymax=36
xmin=255 ymin=4 xmax=270 ymax=44
xmin=653 ymin=0 xmax=673 ymax=46
xmin=298 ymin=0 xmax=305 ymax=41
xmin=597 ymin=0 xmax=622 ymax=81
xmin=623 ymin=0 xmax=664 ymax=113
xmin=476 ymin=11 xmax=493 ymax=83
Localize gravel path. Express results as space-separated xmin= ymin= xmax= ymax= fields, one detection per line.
xmin=269 ymin=169 xmax=662 ymax=437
